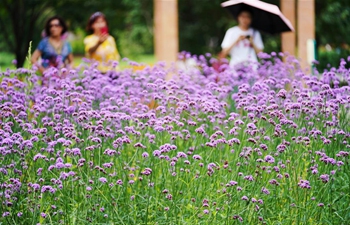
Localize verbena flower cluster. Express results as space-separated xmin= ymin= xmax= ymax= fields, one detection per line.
xmin=0 ymin=53 xmax=349 ymax=224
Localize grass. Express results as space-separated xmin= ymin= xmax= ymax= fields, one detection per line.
xmin=0 ymin=52 xmax=17 ymax=70
xmin=0 ymin=52 xmax=156 ymax=71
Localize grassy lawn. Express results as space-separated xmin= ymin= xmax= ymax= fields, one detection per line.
xmin=0 ymin=52 xmax=156 ymax=71
xmin=0 ymin=52 xmax=18 ymax=70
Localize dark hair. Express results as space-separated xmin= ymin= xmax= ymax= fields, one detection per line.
xmin=86 ymin=12 xmax=108 ymax=33
xmin=45 ymin=16 xmax=68 ymax=37
xmin=236 ymin=6 xmax=254 ymax=19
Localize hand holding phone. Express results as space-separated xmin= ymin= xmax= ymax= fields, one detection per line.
xmin=98 ymin=27 xmax=109 ymax=44
xmin=101 ymin=26 xmax=109 ymax=35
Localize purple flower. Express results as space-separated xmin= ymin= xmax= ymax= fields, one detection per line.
xmin=269 ymin=179 xmax=279 ymax=186
xmin=153 ymin=150 xmax=161 ymax=157
xmin=207 ymin=162 xmax=217 ymax=169
xmin=241 ymin=196 xmax=249 ymax=201
xmin=116 ymin=179 xmax=123 ymax=185
xmin=193 ymin=154 xmax=202 ymax=160
xmin=277 ymin=89 xmax=287 ymax=98
xmin=336 ymin=161 xmax=344 ymax=167
xmin=244 ymin=175 xmax=254 ymax=181
xmin=141 ymin=168 xmax=152 ymax=176
xmin=102 ymin=162 xmax=113 ymax=168
xmin=195 ymin=127 xmax=205 ymax=134
xmin=264 ymin=155 xmax=275 ymax=164
xmin=261 ymin=187 xmax=270 ymax=195
xmin=228 ymin=180 xmax=238 ymax=186
xmin=260 ymin=144 xmax=268 ymax=151
xmin=298 ymin=179 xmax=311 ymax=189
xmin=320 ymin=174 xmax=329 ymax=183
xmin=142 ymin=152 xmax=149 ymax=158
xmin=134 ymin=142 xmax=146 ymax=148
xmin=247 ymin=123 xmax=256 ymax=129
xmin=177 ymin=152 xmax=187 ymax=158
xmin=99 ymin=177 xmax=107 ymax=183
xmin=166 ymin=194 xmax=172 ymax=200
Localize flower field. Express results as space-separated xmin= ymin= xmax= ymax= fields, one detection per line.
xmin=0 ymin=54 xmax=349 ymax=224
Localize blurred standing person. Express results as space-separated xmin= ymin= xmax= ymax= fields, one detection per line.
xmin=220 ymin=7 xmax=264 ymax=70
xmin=31 ymin=16 xmax=73 ymax=76
xmin=84 ymin=12 xmax=120 ymax=77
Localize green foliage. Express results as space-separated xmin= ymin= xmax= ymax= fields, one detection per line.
xmin=0 ymin=0 xmax=52 ymax=67
xmin=0 ymin=52 xmax=16 ymax=70
xmin=178 ymin=0 xmax=281 ymax=55
xmin=25 ymin=41 xmax=33 ymax=70
xmin=69 ymin=28 xmax=86 ymax=56
xmin=118 ymin=0 xmax=154 ymax=56
xmin=56 ymin=0 xmax=154 ymax=58
xmin=0 ymin=0 xmax=282 ymax=62
xmin=0 ymin=0 xmax=154 ymax=66
xmin=316 ymin=0 xmax=350 ymax=46
xmin=178 ymin=0 xmax=232 ymax=54
xmin=316 ymin=49 xmax=350 ymax=71
xmin=261 ymin=34 xmax=281 ymax=53
xmin=1 ymin=0 xmax=350 ymax=67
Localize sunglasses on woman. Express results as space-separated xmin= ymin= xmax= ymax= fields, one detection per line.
xmin=50 ymin=23 xmax=61 ymax=28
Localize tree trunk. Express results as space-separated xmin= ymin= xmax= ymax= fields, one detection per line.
xmin=0 ymin=0 xmax=46 ymax=68
xmin=15 ymin=45 xmax=27 ymax=69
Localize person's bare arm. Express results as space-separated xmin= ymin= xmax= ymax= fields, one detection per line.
xmin=31 ymin=49 xmax=45 ymax=74
xmin=221 ymin=35 xmax=246 ymax=58
xmin=88 ymin=34 xmax=109 ymax=55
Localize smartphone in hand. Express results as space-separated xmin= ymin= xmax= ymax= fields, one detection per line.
xmin=101 ymin=27 xmax=109 ymax=35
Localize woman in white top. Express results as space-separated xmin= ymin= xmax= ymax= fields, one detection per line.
xmin=221 ymin=8 xmax=264 ymax=69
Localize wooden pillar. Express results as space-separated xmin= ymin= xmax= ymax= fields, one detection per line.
xmin=154 ymin=0 xmax=179 ymax=64
xmin=281 ymin=0 xmax=296 ymax=56
xmin=297 ymin=0 xmax=315 ymax=69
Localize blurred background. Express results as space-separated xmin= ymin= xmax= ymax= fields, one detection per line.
xmin=0 ymin=0 xmax=349 ymax=70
